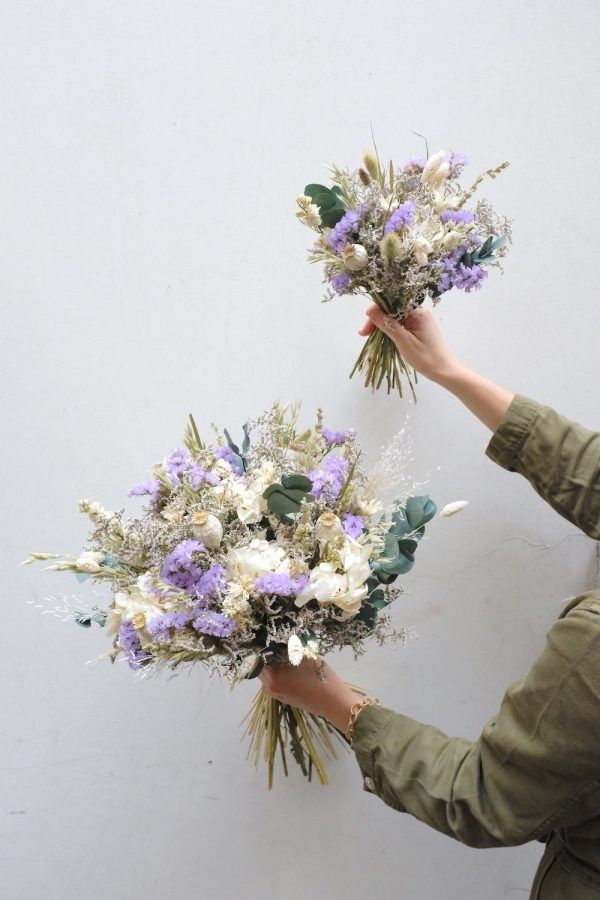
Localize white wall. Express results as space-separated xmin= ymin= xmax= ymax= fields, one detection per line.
xmin=2 ymin=2 xmax=599 ymax=898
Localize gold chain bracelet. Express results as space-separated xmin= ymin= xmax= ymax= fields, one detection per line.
xmin=345 ymin=696 xmax=380 ymax=742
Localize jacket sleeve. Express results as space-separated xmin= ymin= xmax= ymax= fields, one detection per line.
xmin=351 ymin=595 xmax=600 ymax=848
xmin=485 ymin=394 xmax=600 ymax=539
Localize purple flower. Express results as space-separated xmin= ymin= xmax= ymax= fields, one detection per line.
xmin=322 ymin=428 xmax=345 ymax=445
xmin=195 ymin=564 xmax=226 ymax=600
xmin=118 ymin=620 xmax=145 ymax=669
xmin=189 ymin=463 xmax=220 ymax=489
xmin=193 ymin=610 xmax=236 ymax=638
xmin=330 ymin=273 xmax=351 ymax=294
xmin=147 ymin=609 xmax=194 ymax=643
xmin=161 ymin=539 xmax=205 ymax=593
xmin=326 ymin=209 xmax=360 ymax=252
xmin=127 ymin=478 xmax=161 ymax=504
xmin=308 ymin=454 xmax=349 ymax=502
xmin=437 ymin=249 xmax=488 ymax=295
xmin=440 ymin=209 xmax=475 ymax=225
xmin=452 ymin=262 xmax=488 ymax=292
xmin=254 ymin=572 xmax=309 ymax=597
xmin=166 ymin=447 xmax=193 ymax=482
xmin=343 ymin=513 xmax=364 ymax=539
xmin=215 ymin=446 xmax=244 ymax=474
xmin=446 ymin=152 xmax=469 ymax=178
xmin=383 ymin=200 xmax=416 ymax=235
xmin=403 ymin=156 xmax=426 ymax=172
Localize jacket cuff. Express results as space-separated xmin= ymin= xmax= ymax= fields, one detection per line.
xmin=351 ymin=703 xmax=398 ymax=795
xmin=485 ymin=394 xmax=543 ymax=472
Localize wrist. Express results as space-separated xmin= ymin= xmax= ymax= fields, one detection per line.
xmin=322 ymin=688 xmax=364 ymax=734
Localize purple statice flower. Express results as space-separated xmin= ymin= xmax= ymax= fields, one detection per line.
xmin=321 ymin=427 xmax=345 ymax=445
xmin=326 ymin=209 xmax=360 ymax=253
xmin=215 ymin=445 xmax=244 ymax=474
xmin=452 ymin=262 xmax=488 ymax=292
xmin=195 ymin=564 xmax=226 ymax=600
xmin=127 ymin=478 xmax=161 ymax=504
xmin=193 ymin=610 xmax=236 ymax=639
xmin=383 ymin=200 xmax=416 ymax=235
xmin=343 ymin=513 xmax=364 ymax=539
xmin=402 ymin=156 xmax=426 ymax=172
xmin=147 ymin=609 xmax=194 ymax=643
xmin=188 ymin=463 xmax=220 ymax=489
xmin=166 ymin=447 xmax=193 ymax=482
xmin=446 ymin=152 xmax=469 ymax=178
xmin=254 ymin=572 xmax=309 ymax=597
xmin=440 ymin=209 xmax=475 ymax=225
xmin=308 ymin=454 xmax=349 ymax=503
xmin=330 ymin=272 xmax=351 ymax=294
xmin=161 ymin=539 xmax=205 ymax=593
xmin=118 ymin=620 xmax=145 ymax=669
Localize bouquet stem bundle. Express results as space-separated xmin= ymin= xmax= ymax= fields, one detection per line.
xmin=349 ymin=318 xmax=417 ymax=400
xmin=241 ymin=690 xmax=345 ymax=789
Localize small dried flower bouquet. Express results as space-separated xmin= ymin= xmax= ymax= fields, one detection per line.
xmin=24 ymin=404 xmax=441 ymax=787
xmin=297 ymin=144 xmax=512 ymax=398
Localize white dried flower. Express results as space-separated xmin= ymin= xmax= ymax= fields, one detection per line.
xmin=296 ymin=194 xmax=322 ymax=229
xmin=440 ymin=500 xmax=469 ymax=517
xmin=287 ymin=634 xmax=304 ymax=666
xmin=413 ymin=235 xmax=433 ymax=267
xmin=75 ymin=551 xmax=104 ymax=573
xmin=341 ymin=243 xmax=368 ymax=271
xmin=421 ymin=151 xmax=450 ymax=190
xmin=302 ymin=638 xmax=320 ymax=660
xmin=441 ymin=229 xmax=464 ymax=251
xmin=295 ymin=538 xmax=372 ymax=619
xmin=191 ymin=510 xmax=223 ymax=548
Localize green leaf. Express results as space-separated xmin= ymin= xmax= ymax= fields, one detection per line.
xmin=304 ymin=183 xmax=331 ymax=200
xmin=281 ymin=473 xmax=313 ymax=492
xmin=405 ymin=495 xmax=437 ymax=529
xmin=330 ymin=186 xmax=343 ymax=197
xmin=320 ymin=207 xmax=346 ymax=229
xmin=312 ymin=192 xmax=338 ymax=212
xmin=263 ymin=475 xmax=314 ymax=523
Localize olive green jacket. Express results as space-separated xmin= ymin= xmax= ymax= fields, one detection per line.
xmin=352 ymin=395 xmax=600 ymax=898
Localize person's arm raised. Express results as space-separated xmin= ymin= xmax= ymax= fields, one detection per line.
xmin=360 ymin=305 xmax=515 ymax=432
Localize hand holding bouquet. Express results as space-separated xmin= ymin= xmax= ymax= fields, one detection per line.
xmin=25 ymin=403 xmax=444 ymax=787
xmin=297 ymin=144 xmax=512 ymax=398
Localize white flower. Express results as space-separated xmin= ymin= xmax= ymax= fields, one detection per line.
xmin=75 ymin=551 xmax=104 ymax=573
xmin=191 ymin=510 xmax=223 ymax=548
xmin=341 ymin=243 xmax=369 ymax=272
xmin=232 ymin=461 xmax=276 ymax=525
xmin=441 ymin=229 xmax=464 ymax=251
xmin=227 ymin=538 xmax=291 ymax=583
xmin=348 ymin=490 xmax=382 ymax=517
xmin=440 ymin=500 xmax=469 ymax=517
xmin=287 ymin=634 xmax=304 ymax=666
xmin=413 ymin=235 xmax=433 ymax=267
xmin=315 ymin=511 xmax=343 ymax=543
xmin=296 ymin=194 xmax=322 ymax=229
xmin=222 ymin=585 xmax=252 ymax=619
xmin=303 ymin=638 xmax=320 ymax=660
xmin=295 ymin=537 xmax=372 ymax=619
xmin=421 ymin=151 xmax=450 ymax=190
xmin=105 ymin=582 xmax=169 ymax=646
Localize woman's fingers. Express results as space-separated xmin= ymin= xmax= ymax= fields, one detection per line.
xmin=365 ymin=305 xmax=417 ymax=352
xmin=358 ymin=317 xmax=376 ymax=336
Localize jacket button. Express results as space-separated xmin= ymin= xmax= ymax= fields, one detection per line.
xmin=364 ymin=776 xmax=375 ymax=792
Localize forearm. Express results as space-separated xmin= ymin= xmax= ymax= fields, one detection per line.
xmin=434 ymin=362 xmax=515 ymax=432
